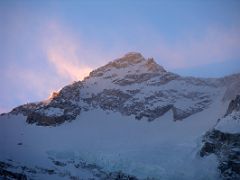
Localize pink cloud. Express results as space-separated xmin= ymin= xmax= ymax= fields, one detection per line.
xmin=43 ymin=22 xmax=93 ymax=81
xmin=0 ymin=21 xmax=119 ymax=112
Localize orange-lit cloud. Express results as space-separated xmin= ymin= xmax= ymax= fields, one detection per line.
xmin=47 ymin=47 xmax=92 ymax=81
xmin=43 ymin=22 xmax=92 ymax=81
xmin=1 ymin=20 xmax=117 ymax=113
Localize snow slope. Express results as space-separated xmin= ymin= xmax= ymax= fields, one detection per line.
xmin=1 ymin=101 xmax=222 ymax=179
xmin=215 ymin=112 xmax=240 ymax=134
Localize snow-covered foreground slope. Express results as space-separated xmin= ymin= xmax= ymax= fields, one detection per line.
xmin=1 ymin=100 xmax=223 ymax=179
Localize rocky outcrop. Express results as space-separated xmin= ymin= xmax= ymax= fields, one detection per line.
xmin=113 ymin=73 xmax=161 ymax=86
xmin=0 ymin=161 xmax=27 ymax=180
xmin=11 ymin=102 xmax=40 ymax=116
xmin=135 ymin=105 xmax=173 ymax=121
xmin=225 ymin=95 xmax=240 ymax=116
xmin=84 ymin=89 xmax=132 ymax=110
xmin=82 ymin=87 xmax=212 ymax=121
xmin=0 ymin=169 xmax=27 ymax=180
xmin=200 ymin=130 xmax=240 ymax=179
xmin=0 ymin=159 xmax=138 ymax=180
xmin=11 ymin=81 xmax=82 ymax=126
xmin=200 ymin=95 xmax=240 ymax=179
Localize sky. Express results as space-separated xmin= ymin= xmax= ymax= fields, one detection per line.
xmin=0 ymin=0 xmax=240 ymax=113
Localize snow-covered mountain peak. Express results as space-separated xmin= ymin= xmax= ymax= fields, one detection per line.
xmin=115 ymin=52 xmax=166 ymax=73
xmin=87 ymin=52 xmax=167 ymax=80
xmin=144 ymin=57 xmax=166 ymax=73
xmin=117 ymin=52 xmax=144 ymax=63
xmin=6 ymin=52 xmax=240 ymax=126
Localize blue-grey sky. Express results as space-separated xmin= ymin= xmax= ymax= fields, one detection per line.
xmin=0 ymin=0 xmax=240 ymax=113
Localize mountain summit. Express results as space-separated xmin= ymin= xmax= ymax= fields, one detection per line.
xmin=88 ymin=52 xmax=167 ymax=80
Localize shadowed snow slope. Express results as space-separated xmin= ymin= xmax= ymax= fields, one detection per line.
xmin=1 ymin=107 xmax=220 ymax=179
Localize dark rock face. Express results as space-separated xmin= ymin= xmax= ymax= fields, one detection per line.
xmin=27 ymin=111 xmax=66 ymax=126
xmin=11 ymin=102 xmax=40 ymax=116
xmin=225 ymin=95 xmax=240 ymax=116
xmin=144 ymin=58 xmax=166 ymax=73
xmin=0 ymin=169 xmax=27 ymax=180
xmin=0 ymin=159 xmax=138 ymax=180
xmin=82 ymin=87 xmax=212 ymax=121
xmin=106 ymin=171 xmax=138 ymax=180
xmin=0 ymin=161 xmax=27 ymax=180
xmin=86 ymin=89 xmax=132 ymax=110
xmin=172 ymin=98 xmax=211 ymax=121
xmin=172 ymin=107 xmax=192 ymax=121
xmin=26 ymin=95 xmax=81 ymax=126
xmin=135 ymin=105 xmax=173 ymax=121
xmin=11 ymin=81 xmax=82 ymax=126
xmin=147 ymin=73 xmax=179 ymax=86
xmin=200 ymin=130 xmax=240 ymax=179
xmin=113 ymin=73 xmax=161 ymax=86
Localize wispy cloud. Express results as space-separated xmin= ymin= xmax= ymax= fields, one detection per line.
xmin=43 ymin=22 xmax=92 ymax=81
xmin=0 ymin=20 xmax=116 ymax=112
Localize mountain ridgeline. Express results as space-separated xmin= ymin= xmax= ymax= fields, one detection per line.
xmin=10 ymin=52 xmax=240 ymax=126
